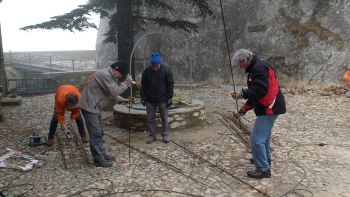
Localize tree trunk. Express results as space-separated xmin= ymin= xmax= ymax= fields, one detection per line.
xmin=117 ymin=0 xmax=135 ymax=97
xmin=117 ymin=0 xmax=135 ymax=78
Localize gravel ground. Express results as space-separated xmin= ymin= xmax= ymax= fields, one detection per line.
xmin=0 ymin=84 xmax=350 ymax=197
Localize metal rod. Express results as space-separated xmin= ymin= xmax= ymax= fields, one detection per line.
xmin=218 ymin=0 xmax=242 ymax=126
xmin=170 ymin=140 xmax=270 ymax=197
xmin=105 ymin=134 xmax=214 ymax=189
xmin=128 ymin=101 xmax=131 ymax=163
xmin=56 ymin=134 xmax=68 ymax=169
xmin=128 ymin=32 xmax=162 ymax=98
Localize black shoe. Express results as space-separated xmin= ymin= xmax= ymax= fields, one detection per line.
xmin=247 ymin=169 xmax=271 ymax=179
xmin=104 ymin=154 xmax=116 ymax=162
xmin=162 ymin=136 xmax=169 ymax=143
xmin=47 ymin=137 xmax=54 ymax=147
xmin=93 ymin=158 xmax=113 ymax=167
xmin=249 ymin=158 xmax=271 ymax=166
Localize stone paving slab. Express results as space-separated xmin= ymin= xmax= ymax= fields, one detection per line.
xmin=0 ymin=84 xmax=350 ymax=196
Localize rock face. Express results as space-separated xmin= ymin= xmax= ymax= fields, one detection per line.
xmin=96 ymin=0 xmax=350 ymax=84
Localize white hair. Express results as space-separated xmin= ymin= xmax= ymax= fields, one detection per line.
xmin=231 ymin=49 xmax=254 ymax=66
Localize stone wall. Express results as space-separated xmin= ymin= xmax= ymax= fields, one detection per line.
xmin=96 ymin=0 xmax=350 ymax=84
xmin=113 ymin=100 xmax=206 ymax=131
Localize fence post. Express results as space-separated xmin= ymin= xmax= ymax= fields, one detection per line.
xmin=29 ymin=53 xmax=32 ymax=66
xmin=9 ymin=50 xmax=12 ymax=66
xmin=72 ymin=59 xmax=75 ymax=71
xmin=50 ymin=56 xmax=52 ymax=72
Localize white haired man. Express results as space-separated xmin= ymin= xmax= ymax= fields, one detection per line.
xmin=230 ymin=49 xmax=286 ymax=179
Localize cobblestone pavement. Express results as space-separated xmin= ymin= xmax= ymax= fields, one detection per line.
xmin=0 ymin=84 xmax=349 ymax=197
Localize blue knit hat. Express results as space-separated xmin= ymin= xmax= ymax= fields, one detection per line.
xmin=150 ymin=53 xmax=161 ymax=65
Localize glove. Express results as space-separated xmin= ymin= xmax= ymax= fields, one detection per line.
xmin=238 ymin=108 xmax=247 ymax=116
xmin=230 ymin=91 xmax=243 ymax=100
xmin=166 ymin=99 xmax=173 ymax=108
xmin=124 ymin=74 xmax=134 ymax=88
xmin=141 ymin=98 xmax=146 ymax=106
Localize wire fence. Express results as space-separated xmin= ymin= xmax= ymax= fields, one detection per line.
xmin=4 ymin=51 xmax=96 ymax=72
xmin=3 ymin=51 xmax=96 ymax=95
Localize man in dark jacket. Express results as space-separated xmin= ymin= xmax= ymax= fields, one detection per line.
xmin=141 ymin=52 xmax=174 ymax=144
xmin=230 ymin=49 xmax=286 ymax=179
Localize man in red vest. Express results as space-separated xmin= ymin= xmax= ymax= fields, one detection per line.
xmin=231 ymin=49 xmax=286 ymax=179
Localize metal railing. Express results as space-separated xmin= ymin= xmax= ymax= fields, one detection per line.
xmin=4 ymin=51 xmax=96 ymax=72
xmin=3 ymin=51 xmax=96 ymax=95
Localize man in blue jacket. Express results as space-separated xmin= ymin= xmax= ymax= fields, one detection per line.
xmin=231 ymin=49 xmax=286 ymax=179
xmin=141 ymin=53 xmax=174 ymax=144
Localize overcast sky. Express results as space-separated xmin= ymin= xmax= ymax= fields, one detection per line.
xmin=0 ymin=0 xmax=99 ymax=52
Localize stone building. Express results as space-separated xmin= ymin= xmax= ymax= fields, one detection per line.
xmin=95 ymin=0 xmax=350 ymax=84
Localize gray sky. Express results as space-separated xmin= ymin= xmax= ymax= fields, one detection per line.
xmin=0 ymin=0 xmax=99 ymax=52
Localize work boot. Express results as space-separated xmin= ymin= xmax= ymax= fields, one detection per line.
xmin=93 ymin=158 xmax=113 ymax=167
xmin=162 ymin=136 xmax=169 ymax=144
xmin=146 ymin=137 xmax=157 ymax=144
xmin=80 ymin=133 xmax=88 ymax=143
xmin=47 ymin=137 xmax=54 ymax=147
xmin=249 ymin=158 xmax=271 ymax=166
xmin=104 ymin=154 xmax=116 ymax=162
xmin=247 ymin=169 xmax=271 ymax=179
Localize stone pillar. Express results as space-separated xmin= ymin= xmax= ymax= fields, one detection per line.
xmin=0 ymin=23 xmax=7 ymax=97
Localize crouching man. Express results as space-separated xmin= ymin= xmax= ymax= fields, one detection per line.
xmin=47 ymin=84 xmax=87 ymax=147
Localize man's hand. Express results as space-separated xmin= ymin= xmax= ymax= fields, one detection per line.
xmin=128 ymin=97 xmax=135 ymax=104
xmin=238 ymin=107 xmax=248 ymax=116
xmin=166 ymin=99 xmax=173 ymax=108
xmin=230 ymin=91 xmax=243 ymax=100
xmin=67 ymin=120 xmax=74 ymax=127
xmin=60 ymin=124 xmax=67 ymax=131
xmin=141 ymin=98 xmax=146 ymax=106
xmin=124 ymin=74 xmax=135 ymax=88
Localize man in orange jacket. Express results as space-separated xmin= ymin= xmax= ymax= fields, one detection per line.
xmin=47 ymin=84 xmax=87 ymax=146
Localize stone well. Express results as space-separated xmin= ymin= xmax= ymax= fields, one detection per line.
xmin=113 ymin=99 xmax=205 ymax=131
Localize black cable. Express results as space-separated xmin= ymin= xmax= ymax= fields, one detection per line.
xmin=281 ymin=142 xmax=350 ymax=197
xmin=278 ymin=143 xmax=345 ymax=197
xmin=110 ymin=189 xmax=204 ymax=197
xmin=66 ymin=179 xmax=114 ymax=197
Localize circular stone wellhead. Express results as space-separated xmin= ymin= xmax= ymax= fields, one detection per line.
xmin=113 ymin=99 xmax=206 ymax=131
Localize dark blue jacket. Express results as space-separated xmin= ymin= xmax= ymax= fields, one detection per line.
xmin=140 ymin=64 xmax=174 ymax=103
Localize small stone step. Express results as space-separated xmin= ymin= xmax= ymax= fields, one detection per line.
xmin=0 ymin=96 xmax=22 ymax=106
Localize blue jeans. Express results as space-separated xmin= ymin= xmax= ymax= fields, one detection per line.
xmin=251 ymin=115 xmax=278 ymax=171
xmin=81 ymin=109 xmax=106 ymax=160
xmin=146 ymin=101 xmax=169 ymax=139
xmin=48 ymin=113 xmax=85 ymax=139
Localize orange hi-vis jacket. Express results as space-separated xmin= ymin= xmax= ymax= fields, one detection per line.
xmin=55 ymin=85 xmax=81 ymax=125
